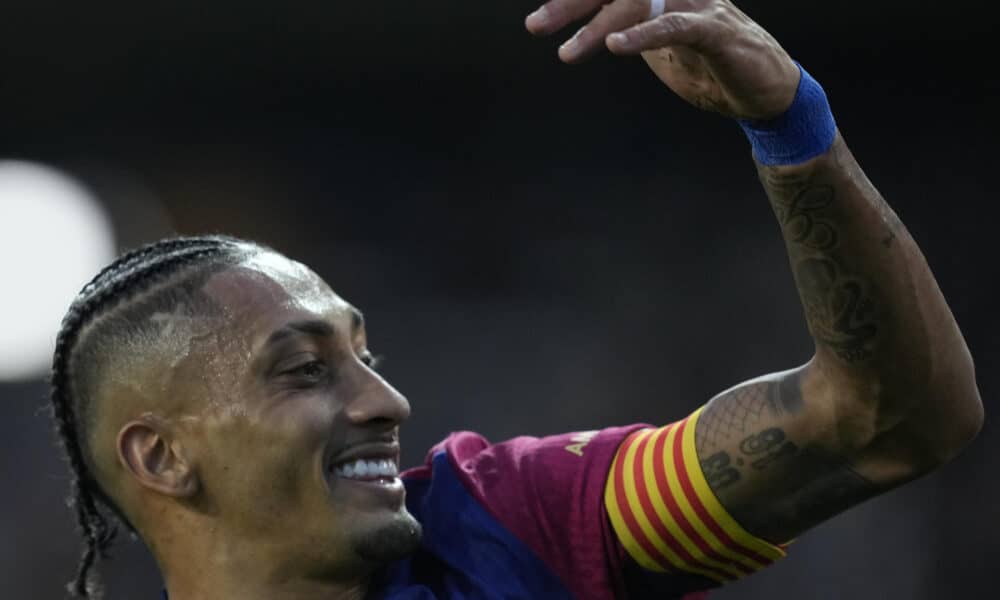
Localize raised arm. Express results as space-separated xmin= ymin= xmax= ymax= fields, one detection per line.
xmin=526 ymin=0 xmax=983 ymax=550
xmin=689 ymin=131 xmax=984 ymax=543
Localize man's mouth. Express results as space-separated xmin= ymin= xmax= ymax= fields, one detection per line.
xmin=325 ymin=443 xmax=406 ymax=506
xmin=326 ymin=440 xmax=402 ymax=485
xmin=331 ymin=457 xmax=400 ymax=481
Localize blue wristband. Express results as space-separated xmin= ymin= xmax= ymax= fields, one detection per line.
xmin=738 ymin=63 xmax=836 ymax=166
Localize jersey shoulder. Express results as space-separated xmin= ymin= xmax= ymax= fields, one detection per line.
xmin=379 ymin=426 xmax=649 ymax=600
xmin=373 ymin=441 xmax=575 ymax=599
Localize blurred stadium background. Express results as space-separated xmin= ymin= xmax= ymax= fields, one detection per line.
xmin=1 ymin=1 xmax=996 ymax=597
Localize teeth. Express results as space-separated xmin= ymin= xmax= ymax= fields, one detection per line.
xmin=333 ymin=458 xmax=399 ymax=480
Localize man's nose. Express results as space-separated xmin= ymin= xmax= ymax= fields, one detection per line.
xmin=342 ymin=360 xmax=411 ymax=426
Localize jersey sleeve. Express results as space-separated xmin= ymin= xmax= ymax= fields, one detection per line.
xmin=427 ymin=425 xmax=647 ymax=600
xmin=605 ymin=407 xmax=789 ymax=586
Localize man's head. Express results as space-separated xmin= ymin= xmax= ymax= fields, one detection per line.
xmin=51 ymin=236 xmax=421 ymax=598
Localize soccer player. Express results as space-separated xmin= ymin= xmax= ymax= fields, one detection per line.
xmin=49 ymin=1 xmax=982 ymax=599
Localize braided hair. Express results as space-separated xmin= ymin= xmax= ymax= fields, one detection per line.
xmin=49 ymin=234 xmax=259 ymax=598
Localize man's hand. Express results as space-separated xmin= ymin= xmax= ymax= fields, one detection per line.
xmin=525 ymin=0 xmax=800 ymax=120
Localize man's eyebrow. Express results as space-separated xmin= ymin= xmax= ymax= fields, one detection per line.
xmin=263 ymin=319 xmax=335 ymax=348
xmin=262 ymin=310 xmax=364 ymax=351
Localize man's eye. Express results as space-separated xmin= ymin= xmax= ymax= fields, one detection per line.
xmin=285 ymin=360 xmax=328 ymax=381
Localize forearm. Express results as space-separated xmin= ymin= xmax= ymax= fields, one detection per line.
xmin=759 ymin=133 xmax=982 ymax=461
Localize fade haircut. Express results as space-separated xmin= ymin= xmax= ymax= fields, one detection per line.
xmin=49 ymin=235 xmax=263 ymax=598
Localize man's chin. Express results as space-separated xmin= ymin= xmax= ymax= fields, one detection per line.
xmin=351 ymin=509 xmax=423 ymax=564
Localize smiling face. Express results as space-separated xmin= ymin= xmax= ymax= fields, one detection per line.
xmin=151 ymin=250 xmax=421 ymax=579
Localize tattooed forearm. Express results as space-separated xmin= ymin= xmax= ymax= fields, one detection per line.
xmin=795 ymin=257 xmax=877 ymax=362
xmin=760 ymin=151 xmax=889 ymax=364
xmin=770 ymin=184 xmax=839 ymax=252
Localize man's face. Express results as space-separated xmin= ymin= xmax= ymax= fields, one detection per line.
xmin=166 ymin=251 xmax=420 ymax=577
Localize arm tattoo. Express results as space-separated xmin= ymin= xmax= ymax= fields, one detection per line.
xmin=739 ymin=428 xmax=798 ymax=470
xmin=773 ymin=184 xmax=839 ymax=252
xmin=758 ymin=142 xmax=902 ymax=365
xmin=685 ymin=141 xmax=927 ymax=542
xmin=696 ymin=371 xmax=878 ymax=542
xmin=795 ymin=258 xmax=877 ymax=363
xmin=695 ymin=370 xmax=804 ymax=456
xmin=776 ymin=447 xmax=877 ymax=529
xmin=701 ymin=451 xmax=741 ymax=490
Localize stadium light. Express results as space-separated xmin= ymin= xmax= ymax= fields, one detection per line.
xmin=0 ymin=160 xmax=116 ymax=381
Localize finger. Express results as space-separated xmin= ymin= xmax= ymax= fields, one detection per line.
xmin=557 ymin=0 xmax=649 ymax=63
xmin=606 ymin=11 xmax=714 ymax=55
xmin=525 ymin=0 xmax=605 ymax=37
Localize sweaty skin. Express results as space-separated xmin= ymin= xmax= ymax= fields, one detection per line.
xmin=96 ymin=252 xmax=419 ymax=600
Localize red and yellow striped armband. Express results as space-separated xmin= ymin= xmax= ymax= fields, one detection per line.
xmin=604 ymin=407 xmax=788 ymax=584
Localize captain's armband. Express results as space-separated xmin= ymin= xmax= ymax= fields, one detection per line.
xmin=604 ymin=408 xmax=788 ymax=584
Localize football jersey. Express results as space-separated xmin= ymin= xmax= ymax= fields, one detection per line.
xmin=367 ymin=426 xmax=709 ymax=600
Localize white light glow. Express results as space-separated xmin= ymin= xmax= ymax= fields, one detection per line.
xmin=0 ymin=161 xmax=116 ymax=381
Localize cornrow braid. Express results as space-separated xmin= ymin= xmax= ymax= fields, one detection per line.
xmin=49 ymin=234 xmax=255 ymax=598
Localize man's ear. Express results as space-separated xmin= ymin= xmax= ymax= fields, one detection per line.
xmin=117 ymin=419 xmax=199 ymax=498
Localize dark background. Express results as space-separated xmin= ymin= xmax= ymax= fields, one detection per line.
xmin=2 ymin=1 xmax=997 ymax=598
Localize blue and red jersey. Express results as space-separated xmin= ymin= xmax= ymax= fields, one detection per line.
xmin=368 ymin=424 xmax=719 ymax=599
